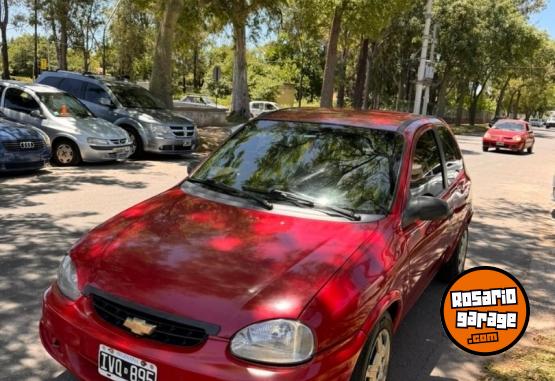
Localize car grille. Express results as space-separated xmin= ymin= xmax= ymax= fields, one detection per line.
xmin=159 ymin=145 xmax=193 ymax=151
xmin=2 ymin=139 xmax=45 ymax=152
xmin=170 ymin=125 xmax=195 ymax=138
xmin=90 ymin=293 xmax=211 ymax=347
xmin=110 ymin=138 xmax=127 ymax=145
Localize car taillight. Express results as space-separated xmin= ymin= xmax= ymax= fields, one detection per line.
xmin=512 ymin=135 xmax=522 ymax=142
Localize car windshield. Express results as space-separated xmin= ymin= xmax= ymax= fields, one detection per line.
xmin=108 ymin=84 xmax=164 ymax=109
xmin=38 ymin=92 xmax=92 ymax=118
xmin=493 ymin=122 xmax=524 ymax=131
xmin=188 ymin=120 xmax=404 ymax=215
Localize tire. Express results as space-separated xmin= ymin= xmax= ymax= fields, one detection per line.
xmin=52 ymin=139 xmax=81 ymax=166
xmin=350 ymin=312 xmax=393 ymax=381
xmin=482 ymin=146 xmax=488 ymax=152
xmin=438 ymin=227 xmax=469 ymax=282
xmin=527 ymin=146 xmax=533 ymax=154
xmin=122 ymin=126 xmax=143 ymax=158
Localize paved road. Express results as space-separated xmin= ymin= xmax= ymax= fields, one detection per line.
xmin=1 ymin=128 xmax=553 ymax=381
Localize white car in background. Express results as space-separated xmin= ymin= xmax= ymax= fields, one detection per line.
xmin=174 ymin=95 xmax=227 ymax=110
xmin=250 ymin=101 xmax=279 ymax=118
xmin=546 ymin=115 xmax=555 ymax=129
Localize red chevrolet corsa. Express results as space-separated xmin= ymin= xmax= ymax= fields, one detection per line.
xmin=482 ymin=119 xmax=535 ymax=154
xmin=40 ymin=109 xmax=472 ymax=381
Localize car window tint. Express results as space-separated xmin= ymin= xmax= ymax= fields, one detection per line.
xmin=4 ymin=88 xmax=40 ymax=114
xmin=437 ymin=127 xmax=463 ymax=186
xmin=265 ymin=103 xmax=274 ymax=110
xmin=252 ymin=103 xmax=260 ymax=109
xmin=40 ymin=76 xmax=62 ymax=88
xmin=59 ymin=79 xmax=84 ymax=98
xmin=84 ymin=83 xmax=110 ymax=104
xmin=411 ymin=129 xmax=445 ymax=198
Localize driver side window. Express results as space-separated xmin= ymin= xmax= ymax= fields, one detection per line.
xmin=411 ymin=129 xmax=445 ymax=198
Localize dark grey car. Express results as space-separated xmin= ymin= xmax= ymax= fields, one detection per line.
xmin=36 ymin=71 xmax=198 ymax=157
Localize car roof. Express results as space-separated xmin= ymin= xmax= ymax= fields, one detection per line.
xmin=0 ymin=80 xmax=63 ymax=93
xmin=260 ymin=108 xmax=436 ymax=132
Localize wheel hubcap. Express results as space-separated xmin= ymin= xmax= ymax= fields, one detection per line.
xmin=56 ymin=144 xmax=74 ymax=164
xmin=129 ymin=134 xmax=137 ymax=155
xmin=365 ymin=329 xmax=391 ymax=381
xmin=457 ymin=230 xmax=469 ymax=273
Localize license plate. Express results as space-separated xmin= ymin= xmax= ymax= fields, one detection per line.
xmin=496 ymin=142 xmax=504 ymax=146
xmin=98 ymin=344 xmax=157 ymax=381
xmin=114 ymin=147 xmax=130 ymax=153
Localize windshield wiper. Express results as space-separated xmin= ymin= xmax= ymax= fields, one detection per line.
xmin=188 ymin=178 xmax=273 ymax=210
xmin=243 ymin=186 xmax=361 ymax=221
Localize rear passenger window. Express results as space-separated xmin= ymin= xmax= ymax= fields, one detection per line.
xmin=59 ymin=79 xmax=84 ymax=98
xmin=40 ymin=76 xmax=62 ymax=88
xmin=411 ymin=129 xmax=445 ymax=198
xmin=437 ymin=127 xmax=463 ymax=186
xmin=4 ymin=88 xmax=40 ymax=114
xmin=84 ymin=83 xmax=110 ymax=104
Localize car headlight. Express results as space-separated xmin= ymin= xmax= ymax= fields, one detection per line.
xmin=146 ymin=123 xmax=173 ymax=138
xmin=57 ymin=255 xmax=80 ymax=300
xmin=87 ymin=137 xmax=111 ymax=145
xmin=484 ymin=132 xmax=491 ymax=139
xmin=36 ymin=129 xmax=51 ymax=146
xmin=512 ymin=135 xmax=522 ymax=142
xmin=230 ymin=319 xmax=315 ymax=365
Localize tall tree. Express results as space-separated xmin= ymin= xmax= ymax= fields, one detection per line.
xmin=320 ymin=1 xmax=346 ymax=108
xmin=0 ymin=0 xmax=10 ymax=78
xmin=150 ymin=0 xmax=185 ymax=107
xmin=207 ymin=0 xmax=283 ymax=121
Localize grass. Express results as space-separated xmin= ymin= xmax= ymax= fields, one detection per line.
xmin=482 ymin=333 xmax=555 ymax=381
xmin=450 ymin=124 xmax=489 ymax=136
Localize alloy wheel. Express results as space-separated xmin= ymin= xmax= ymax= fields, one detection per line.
xmin=129 ymin=133 xmax=137 ymax=155
xmin=56 ymin=143 xmax=74 ymax=164
xmin=365 ymin=329 xmax=391 ymax=381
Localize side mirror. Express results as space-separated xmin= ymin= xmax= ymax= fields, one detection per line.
xmin=99 ymin=97 xmax=114 ymax=108
xmin=30 ymin=109 xmax=45 ymax=119
xmin=403 ymin=196 xmax=451 ymax=227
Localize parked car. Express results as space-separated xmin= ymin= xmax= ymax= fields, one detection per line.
xmin=0 ymin=115 xmax=51 ymax=172
xmin=40 ymin=109 xmax=473 ymax=381
xmin=529 ymin=118 xmax=544 ymax=128
xmin=174 ymin=94 xmax=227 ymax=110
xmin=482 ymin=119 xmax=535 ymax=154
xmin=37 ymin=71 xmax=198 ymax=157
xmin=546 ymin=115 xmax=555 ymax=129
xmin=0 ymin=81 xmax=132 ymax=166
xmin=250 ymin=100 xmax=279 ymax=118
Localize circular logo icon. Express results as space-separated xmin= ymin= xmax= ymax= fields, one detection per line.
xmin=441 ymin=266 xmax=529 ymax=356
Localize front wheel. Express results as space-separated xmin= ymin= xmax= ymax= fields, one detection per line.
xmin=527 ymin=146 xmax=533 ymax=154
xmin=122 ymin=126 xmax=143 ymax=158
xmin=351 ymin=313 xmax=393 ymax=381
xmin=482 ymin=146 xmax=488 ymax=152
xmin=52 ymin=139 xmax=81 ymax=166
xmin=438 ymin=227 xmax=469 ymax=282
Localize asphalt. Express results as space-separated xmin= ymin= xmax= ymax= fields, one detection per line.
xmin=0 ymin=127 xmax=553 ymax=381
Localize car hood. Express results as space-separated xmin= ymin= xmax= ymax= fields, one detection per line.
xmin=127 ymin=108 xmax=194 ymax=125
xmin=0 ymin=119 xmax=42 ymax=141
xmin=72 ymin=187 xmax=376 ymax=337
xmin=53 ymin=117 xmax=127 ymax=139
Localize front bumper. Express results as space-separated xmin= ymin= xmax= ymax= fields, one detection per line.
xmin=81 ymin=144 xmax=133 ymax=163
xmin=482 ymin=138 xmax=524 ymax=151
xmin=0 ymin=150 xmax=50 ymax=172
xmin=40 ymin=285 xmax=364 ymax=381
xmin=144 ymin=136 xmax=198 ymax=155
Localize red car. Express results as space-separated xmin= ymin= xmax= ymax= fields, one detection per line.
xmin=482 ymin=119 xmax=535 ymax=154
xmin=40 ymin=109 xmax=472 ymax=381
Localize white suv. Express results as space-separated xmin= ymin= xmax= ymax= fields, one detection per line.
xmin=250 ymin=101 xmax=279 ymax=118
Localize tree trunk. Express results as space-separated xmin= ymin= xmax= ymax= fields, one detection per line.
xmin=455 ymin=82 xmax=466 ymax=126
xmin=193 ymin=45 xmax=199 ymax=91
xmin=352 ymin=38 xmax=369 ymax=110
xmin=320 ymin=5 xmax=344 ymax=108
xmin=229 ymin=20 xmax=250 ymax=120
xmin=495 ymin=76 xmax=510 ymax=117
xmin=0 ymin=0 xmax=9 ymax=79
xmin=362 ymin=44 xmax=374 ymax=110
xmin=150 ymin=0 xmax=184 ymax=108
xmin=512 ymin=91 xmax=521 ymax=119
xmin=336 ymin=46 xmax=348 ymax=108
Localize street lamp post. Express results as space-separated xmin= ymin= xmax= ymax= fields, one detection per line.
xmin=102 ymin=0 xmax=122 ymax=76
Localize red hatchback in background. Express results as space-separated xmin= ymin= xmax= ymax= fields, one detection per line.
xmin=40 ymin=109 xmax=472 ymax=381
xmin=482 ymin=119 xmax=535 ymax=154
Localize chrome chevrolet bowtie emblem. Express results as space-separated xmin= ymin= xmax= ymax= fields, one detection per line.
xmin=20 ymin=141 xmax=35 ymax=149
xmin=123 ymin=317 xmax=157 ymax=336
